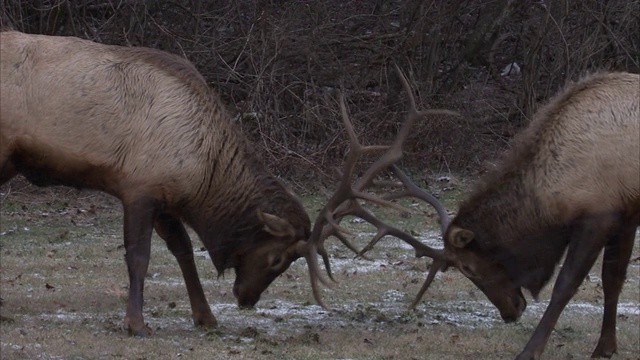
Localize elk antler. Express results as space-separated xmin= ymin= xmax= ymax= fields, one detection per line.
xmin=302 ymin=64 xmax=460 ymax=310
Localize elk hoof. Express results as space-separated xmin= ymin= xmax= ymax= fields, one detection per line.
xmin=124 ymin=317 xmax=153 ymax=337
xmin=591 ymin=341 xmax=616 ymax=358
xmin=193 ymin=313 xmax=218 ymax=329
xmin=514 ymin=351 xmax=536 ymax=360
xmin=128 ymin=324 xmax=153 ymax=337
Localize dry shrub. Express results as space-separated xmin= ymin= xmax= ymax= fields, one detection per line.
xmin=1 ymin=0 xmax=637 ymax=190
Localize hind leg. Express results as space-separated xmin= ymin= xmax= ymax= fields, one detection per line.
xmin=154 ymin=213 xmax=217 ymax=328
xmin=0 ymin=161 xmax=17 ymax=185
xmin=0 ymin=143 xmax=17 ymax=185
xmin=591 ymin=221 xmax=637 ymax=358
xmin=0 ymin=144 xmax=16 ymax=314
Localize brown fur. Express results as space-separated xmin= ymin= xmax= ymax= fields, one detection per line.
xmin=445 ymin=72 xmax=639 ymax=359
xmin=0 ymin=31 xmax=310 ymax=336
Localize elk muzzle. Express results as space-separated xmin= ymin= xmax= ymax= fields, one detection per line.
xmin=233 ymin=280 xmax=260 ymax=309
xmin=232 ymin=239 xmax=305 ymax=309
xmin=474 ymin=279 xmax=527 ymax=323
xmin=500 ymin=289 xmax=527 ymax=323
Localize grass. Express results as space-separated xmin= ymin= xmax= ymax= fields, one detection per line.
xmin=1 ymin=177 xmax=639 ymax=360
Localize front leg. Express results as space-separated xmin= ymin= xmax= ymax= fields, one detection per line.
xmin=515 ymin=214 xmax=619 ymax=360
xmin=591 ymin=222 xmax=636 ymax=358
xmin=154 ymin=213 xmax=217 ymax=329
xmin=122 ymin=196 xmax=160 ymax=337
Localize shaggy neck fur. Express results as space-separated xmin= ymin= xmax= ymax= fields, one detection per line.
xmin=454 ymin=138 xmax=574 ymax=298
xmin=186 ymin=147 xmax=309 ymax=273
xmin=110 ymin=45 xmax=311 ymax=274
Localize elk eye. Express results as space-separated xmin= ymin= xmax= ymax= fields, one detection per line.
xmin=460 ymin=264 xmax=478 ymax=279
xmin=268 ymin=254 xmax=286 ymax=271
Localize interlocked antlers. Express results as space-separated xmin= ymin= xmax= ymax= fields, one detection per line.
xmin=301 ymin=64 xmax=459 ymax=310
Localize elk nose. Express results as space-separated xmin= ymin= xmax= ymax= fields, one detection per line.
xmin=502 ymin=292 xmax=527 ymax=323
xmin=233 ymin=283 xmax=259 ymax=309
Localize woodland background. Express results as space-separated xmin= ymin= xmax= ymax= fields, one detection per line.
xmin=1 ymin=0 xmax=638 ymax=190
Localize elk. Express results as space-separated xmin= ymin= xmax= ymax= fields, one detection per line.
xmin=304 ymin=71 xmax=638 ymax=359
xmin=0 ymin=31 xmax=312 ymax=336
xmin=418 ymin=72 xmax=639 ymax=359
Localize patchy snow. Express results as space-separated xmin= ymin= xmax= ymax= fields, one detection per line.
xmin=541 ymin=301 xmax=639 ymax=316
xmin=15 ymin=227 xmax=635 ymax=344
xmin=345 ymin=230 xmax=443 ymax=251
xmin=28 ymin=296 xmax=639 ymax=340
xmin=139 ymin=227 xmax=640 ymax=336
xmin=319 ymin=257 xmax=396 ymax=273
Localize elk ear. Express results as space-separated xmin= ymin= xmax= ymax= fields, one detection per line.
xmin=448 ymin=226 xmax=475 ymax=248
xmin=257 ymin=210 xmax=295 ymax=238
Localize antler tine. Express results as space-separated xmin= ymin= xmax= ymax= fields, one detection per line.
xmin=300 ymin=241 xmax=331 ymax=310
xmin=379 ymin=165 xmax=451 ymax=308
xmin=338 ymin=92 xmax=389 ymax=156
xmin=310 ymin=78 xmax=419 ymax=265
xmin=408 ymin=258 xmax=446 ymax=309
xmin=342 ymin=200 xmax=439 ymax=259
xmin=386 ymin=165 xmax=450 ymax=233
xmin=393 ymin=63 xmax=463 ymax=146
xmin=339 ymin=67 xmax=450 ymax=260
xmin=351 ymin=65 xmax=419 ymax=192
xmin=321 ymin=200 xmax=374 ymax=261
xmin=310 ymin=91 xmax=388 ymax=244
xmin=304 ymin=66 xmax=458 ymax=310
xmin=304 ymin=90 xmax=391 ymax=309
xmin=353 ymin=165 xmax=450 ymax=260
xmin=348 ymin=65 xmax=462 ymax=192
xmin=351 ymin=164 xmax=450 ymax=308
xmin=340 ymin=66 xmax=455 ymax=309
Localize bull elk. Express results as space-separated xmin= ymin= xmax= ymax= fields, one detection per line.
xmin=305 ymin=71 xmax=638 ymax=359
xmin=418 ymin=72 xmax=639 ymax=359
xmin=0 ymin=31 xmax=313 ymax=336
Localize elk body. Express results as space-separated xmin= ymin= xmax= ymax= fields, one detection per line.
xmin=0 ymin=31 xmax=311 ymax=336
xmin=440 ymin=72 xmax=639 ymax=359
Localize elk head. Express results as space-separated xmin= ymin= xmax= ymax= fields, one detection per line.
xmin=441 ymin=225 xmax=527 ymax=322
xmin=230 ymin=208 xmax=310 ymax=308
xmin=300 ymin=64 xmax=461 ymax=309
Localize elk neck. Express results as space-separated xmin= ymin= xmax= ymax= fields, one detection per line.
xmin=182 ymin=147 xmax=310 ymax=273
xmin=454 ymin=165 xmax=572 ymax=297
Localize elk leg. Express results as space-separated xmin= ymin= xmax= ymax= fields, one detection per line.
xmin=154 ymin=213 xmax=217 ymax=329
xmin=0 ymin=163 xmax=16 ymax=184
xmin=515 ymin=214 xmax=619 ymax=360
xmin=591 ymin=222 xmax=636 ymax=358
xmin=122 ymin=196 xmax=159 ymax=337
xmin=0 ymin=154 xmax=17 ymax=185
